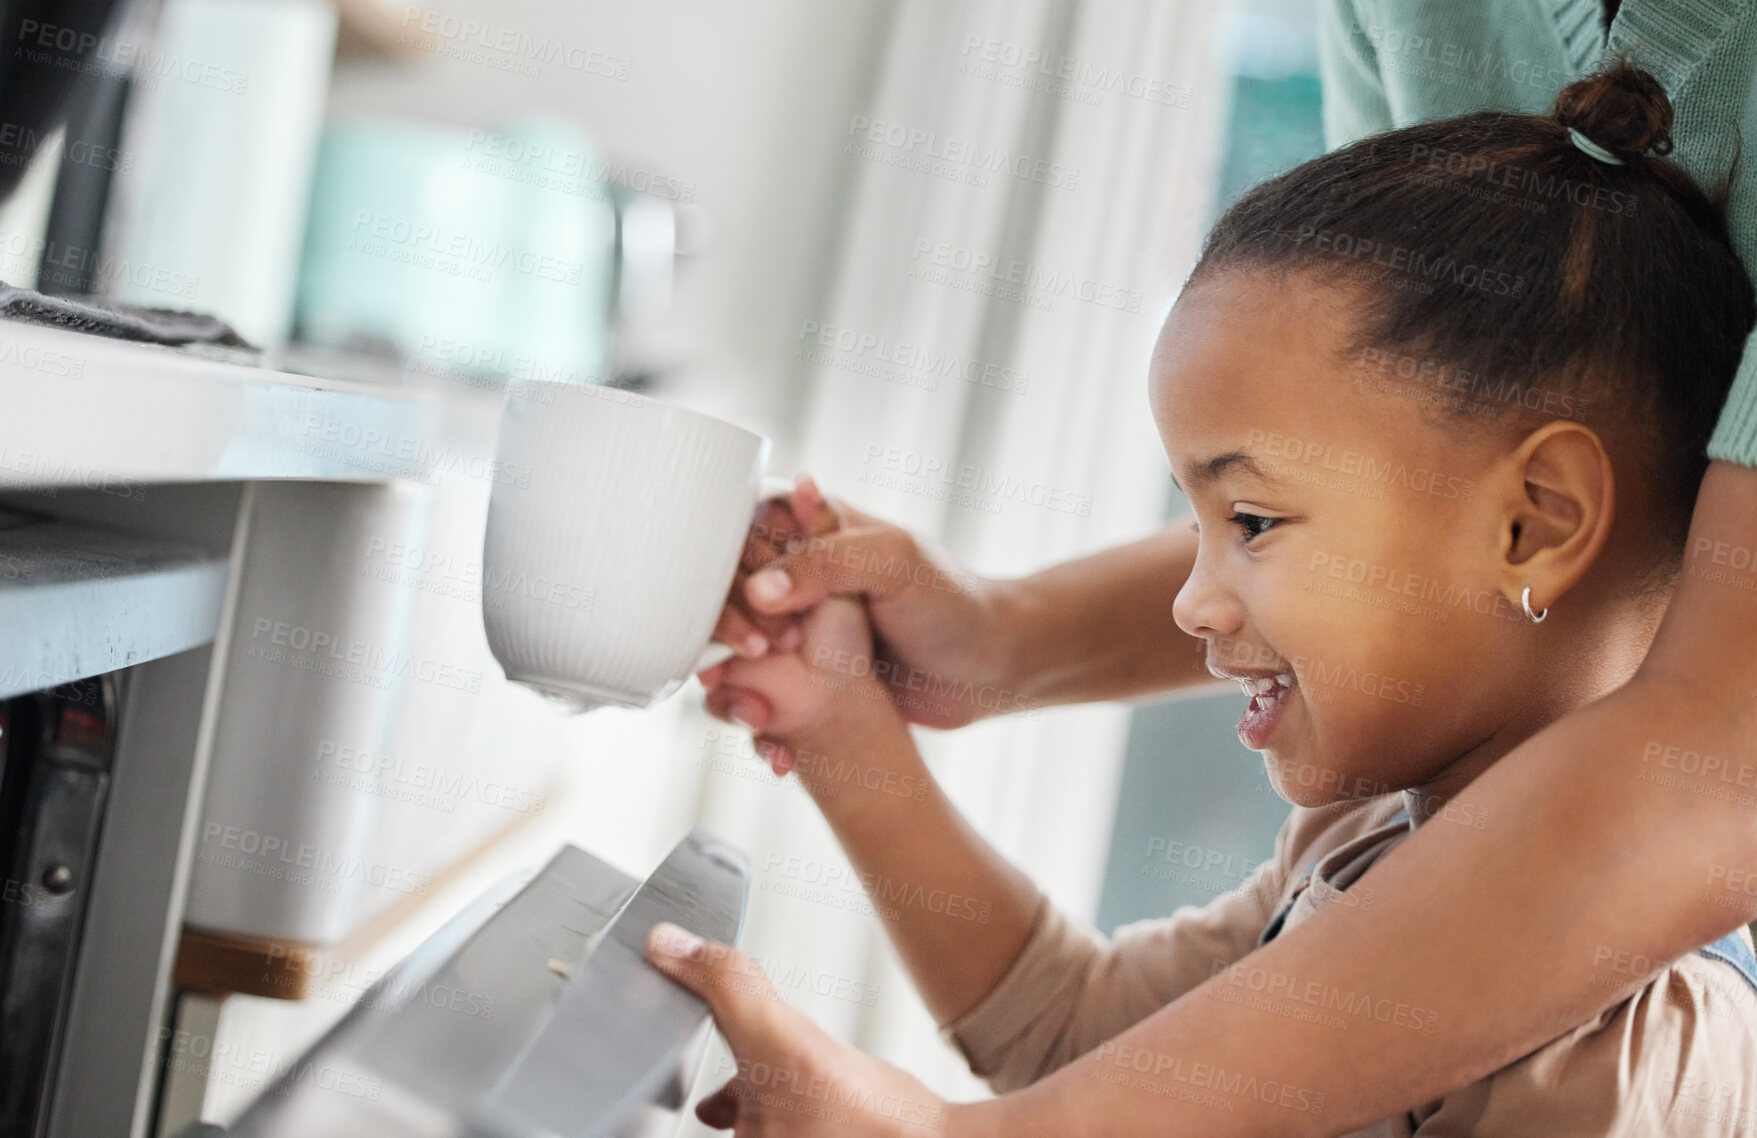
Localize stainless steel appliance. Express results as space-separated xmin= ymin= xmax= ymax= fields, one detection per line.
xmin=201 ymin=830 xmax=748 ymax=1138
xmin=0 ymin=674 xmax=119 ymax=1136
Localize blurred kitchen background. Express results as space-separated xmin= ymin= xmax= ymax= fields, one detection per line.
xmin=0 ymin=0 xmax=1326 ymax=1131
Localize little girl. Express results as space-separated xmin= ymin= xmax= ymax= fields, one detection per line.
xmin=691 ymin=63 xmax=1757 ymax=1134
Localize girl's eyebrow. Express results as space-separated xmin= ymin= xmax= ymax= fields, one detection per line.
xmin=1178 ymin=450 xmax=1270 ymax=492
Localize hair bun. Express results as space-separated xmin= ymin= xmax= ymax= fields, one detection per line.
xmin=1554 ymin=62 xmax=1675 ymax=160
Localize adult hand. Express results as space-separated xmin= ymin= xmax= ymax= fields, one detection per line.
xmin=645 ymin=923 xmax=950 ymax=1137
xmin=706 ymin=477 xmax=1017 ymax=733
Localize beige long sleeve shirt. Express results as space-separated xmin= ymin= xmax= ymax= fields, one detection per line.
xmin=945 ymin=795 xmax=1757 ymax=1135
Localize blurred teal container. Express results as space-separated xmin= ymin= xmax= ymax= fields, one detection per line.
xmin=296 ymin=116 xmax=616 ymax=384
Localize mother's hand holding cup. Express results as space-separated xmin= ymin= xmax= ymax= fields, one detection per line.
xmin=703 ymin=489 xmax=1017 ymax=739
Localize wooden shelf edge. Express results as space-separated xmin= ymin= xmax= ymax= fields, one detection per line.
xmin=334 ymin=0 xmax=422 ymax=60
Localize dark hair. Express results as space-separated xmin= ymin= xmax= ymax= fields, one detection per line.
xmin=1190 ymin=62 xmax=1754 ymax=564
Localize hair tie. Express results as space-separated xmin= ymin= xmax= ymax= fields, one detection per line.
xmin=1568 ymin=127 xmax=1626 ymax=166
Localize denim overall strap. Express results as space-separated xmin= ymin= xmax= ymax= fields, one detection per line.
xmin=1697 ymin=930 xmax=1757 ymax=995
xmin=1258 ymin=809 xmax=1409 ymax=946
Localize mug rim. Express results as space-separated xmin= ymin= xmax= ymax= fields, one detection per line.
xmin=516 ymin=382 xmax=768 ymax=449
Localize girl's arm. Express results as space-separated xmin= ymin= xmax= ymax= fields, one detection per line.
xmin=786 ymin=687 xmax=1296 ymax=1070
xmin=665 ymin=463 xmax=1757 ymax=1138
xmin=714 ymin=597 xmax=1040 ymax=1024
xmin=783 ymin=685 xmax=1040 ymax=1025
xmin=725 ymin=595 xmax=1296 ymax=1087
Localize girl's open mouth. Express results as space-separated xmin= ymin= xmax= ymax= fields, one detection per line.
xmin=1236 ymin=671 xmax=1296 ymax=750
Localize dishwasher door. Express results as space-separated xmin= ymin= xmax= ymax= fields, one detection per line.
xmin=210 ymin=830 xmax=748 ymax=1138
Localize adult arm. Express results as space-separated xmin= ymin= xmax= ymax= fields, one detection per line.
xmin=1315 ymin=0 xmax=1392 ymax=145
xmin=710 ymin=501 xmax=1216 ymax=732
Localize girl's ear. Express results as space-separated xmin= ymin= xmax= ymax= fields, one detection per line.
xmin=1496 ymin=422 xmax=1616 ymax=613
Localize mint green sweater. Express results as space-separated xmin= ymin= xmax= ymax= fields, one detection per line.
xmin=1318 ymin=0 xmax=1757 ymax=466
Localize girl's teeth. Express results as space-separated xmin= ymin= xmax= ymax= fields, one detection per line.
xmin=1242 ymin=673 xmax=1297 ymax=696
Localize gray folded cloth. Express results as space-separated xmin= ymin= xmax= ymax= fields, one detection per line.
xmin=0 ymin=282 xmax=253 ymax=349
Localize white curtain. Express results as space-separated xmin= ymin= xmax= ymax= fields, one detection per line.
xmin=690 ymin=0 xmax=1234 ymax=1108
xmin=187 ymin=0 xmax=1234 ymax=1126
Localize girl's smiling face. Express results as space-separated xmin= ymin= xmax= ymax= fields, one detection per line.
xmin=1151 ymin=271 xmax=1609 ymax=808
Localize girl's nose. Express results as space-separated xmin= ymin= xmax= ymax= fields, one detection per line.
xmin=1173 ymin=545 xmax=1245 ymax=641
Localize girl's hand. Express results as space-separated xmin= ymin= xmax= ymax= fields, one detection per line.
xmin=702 ymin=596 xmax=892 ymax=775
xmin=712 ymin=475 xmax=839 ymax=660
xmin=646 ymin=923 xmax=949 ymax=1137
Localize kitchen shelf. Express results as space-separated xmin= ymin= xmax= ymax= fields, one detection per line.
xmin=0 ymin=320 xmax=453 ymax=491
xmin=0 ymin=318 xmax=493 ymax=1136
xmin=0 ymin=516 xmax=228 ymax=700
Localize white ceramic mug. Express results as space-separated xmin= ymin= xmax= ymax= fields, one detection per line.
xmin=482 ymin=383 xmax=784 ymax=712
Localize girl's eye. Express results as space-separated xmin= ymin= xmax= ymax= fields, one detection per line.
xmin=1228 ymin=511 xmax=1279 ymax=542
